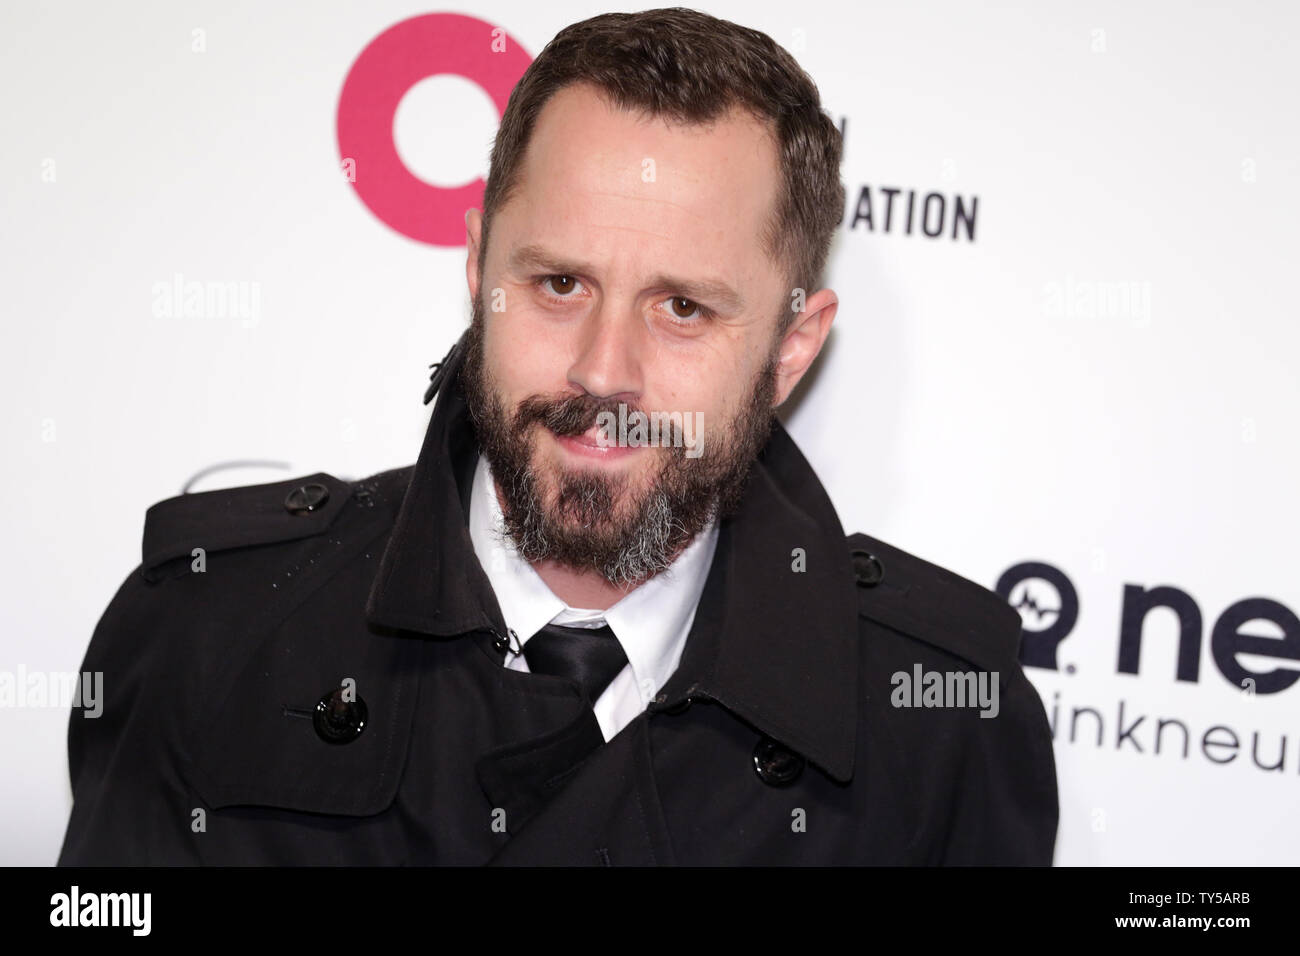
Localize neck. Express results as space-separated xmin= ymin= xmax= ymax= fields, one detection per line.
xmin=531 ymin=559 xmax=639 ymax=611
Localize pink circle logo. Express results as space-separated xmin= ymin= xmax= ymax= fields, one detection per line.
xmin=337 ymin=13 xmax=532 ymax=246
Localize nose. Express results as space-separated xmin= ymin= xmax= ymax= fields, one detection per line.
xmin=566 ymin=307 xmax=644 ymax=401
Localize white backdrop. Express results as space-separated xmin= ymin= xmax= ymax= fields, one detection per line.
xmin=3 ymin=0 xmax=1297 ymax=865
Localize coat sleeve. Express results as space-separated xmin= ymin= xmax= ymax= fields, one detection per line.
xmin=939 ymin=665 xmax=1060 ymax=865
xmin=57 ymin=563 xmax=200 ymax=865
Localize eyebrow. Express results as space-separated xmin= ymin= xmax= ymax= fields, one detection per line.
xmin=506 ymin=242 xmax=746 ymax=313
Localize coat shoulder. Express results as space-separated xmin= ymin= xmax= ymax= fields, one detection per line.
xmin=846 ymin=531 xmax=1058 ymax=863
xmin=846 ymin=530 xmax=1022 ymax=678
xmin=140 ymin=466 xmax=413 ymax=583
xmin=60 ymin=464 xmax=419 ymax=862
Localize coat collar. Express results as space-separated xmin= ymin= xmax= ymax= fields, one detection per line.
xmin=365 ymin=331 xmax=859 ymax=783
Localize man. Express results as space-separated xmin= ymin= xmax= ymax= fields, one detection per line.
xmin=58 ymin=8 xmax=1057 ymax=865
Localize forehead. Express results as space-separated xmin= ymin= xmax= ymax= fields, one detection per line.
xmin=500 ymin=82 xmax=782 ymax=285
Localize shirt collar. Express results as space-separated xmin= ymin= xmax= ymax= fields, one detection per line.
xmin=366 ymin=331 xmax=858 ymax=783
xmin=466 ymin=451 xmax=566 ymax=646
xmin=468 ymin=450 xmax=719 ymax=701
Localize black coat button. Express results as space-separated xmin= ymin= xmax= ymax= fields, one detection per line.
xmin=850 ymin=549 xmax=884 ymax=587
xmin=285 ymin=482 xmax=330 ymax=515
xmin=753 ymin=737 xmax=805 ymax=786
xmin=490 ymin=628 xmax=518 ymax=655
xmin=313 ymin=686 xmax=368 ymax=744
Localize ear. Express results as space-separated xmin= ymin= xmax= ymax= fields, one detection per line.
xmin=465 ymin=208 xmax=483 ymax=302
xmin=773 ymin=288 xmax=837 ymax=407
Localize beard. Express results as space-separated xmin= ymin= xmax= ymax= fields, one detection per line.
xmin=458 ymin=292 xmax=780 ymax=589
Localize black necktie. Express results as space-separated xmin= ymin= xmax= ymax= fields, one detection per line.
xmin=523 ymin=622 xmax=628 ymax=705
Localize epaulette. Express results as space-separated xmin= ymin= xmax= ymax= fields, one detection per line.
xmin=423 ymin=339 xmax=462 ymax=405
xmin=141 ymin=472 xmax=354 ymax=583
xmin=847 ymin=531 xmax=1022 ymax=684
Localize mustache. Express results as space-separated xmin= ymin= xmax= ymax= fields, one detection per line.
xmin=514 ymin=392 xmax=647 ymax=438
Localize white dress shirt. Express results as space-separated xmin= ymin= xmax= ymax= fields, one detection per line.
xmin=467 ymin=452 xmax=719 ymax=742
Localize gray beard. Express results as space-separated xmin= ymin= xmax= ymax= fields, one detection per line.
xmin=498 ymin=462 xmax=687 ymax=588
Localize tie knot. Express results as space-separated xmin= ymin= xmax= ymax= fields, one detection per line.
xmin=523 ymin=622 xmax=629 ymax=705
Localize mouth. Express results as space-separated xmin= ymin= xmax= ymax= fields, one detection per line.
xmin=549 ymin=423 xmax=642 ymax=462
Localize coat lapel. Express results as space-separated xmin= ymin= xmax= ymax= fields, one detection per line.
xmin=475 ymin=702 xmax=604 ymax=835
xmin=484 ymin=715 xmax=675 ymax=866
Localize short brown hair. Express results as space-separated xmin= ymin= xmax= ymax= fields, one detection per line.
xmin=478 ymin=7 xmax=844 ymax=335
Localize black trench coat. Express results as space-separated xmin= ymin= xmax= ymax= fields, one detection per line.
xmin=57 ymin=333 xmax=1058 ymax=866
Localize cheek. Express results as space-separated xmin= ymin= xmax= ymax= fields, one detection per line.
xmin=667 ymin=352 xmax=748 ymax=415
xmin=485 ymin=319 xmax=549 ymax=404
xmin=491 ymin=301 xmax=580 ymax=380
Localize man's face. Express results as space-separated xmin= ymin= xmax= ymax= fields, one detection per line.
xmin=461 ymin=82 xmax=795 ymax=588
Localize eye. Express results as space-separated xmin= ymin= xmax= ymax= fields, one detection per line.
xmin=662 ymin=296 xmax=712 ymax=325
xmin=540 ymin=274 xmax=583 ymax=298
